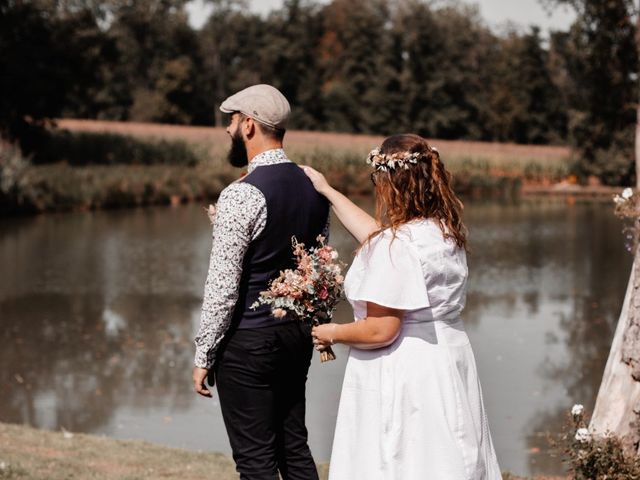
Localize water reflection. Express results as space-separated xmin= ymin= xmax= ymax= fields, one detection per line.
xmin=0 ymin=198 xmax=631 ymax=477
xmin=463 ymin=199 xmax=629 ymax=475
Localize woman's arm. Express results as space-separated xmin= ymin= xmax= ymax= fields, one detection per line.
xmin=312 ymin=302 xmax=403 ymax=350
xmin=302 ymin=166 xmax=378 ymax=244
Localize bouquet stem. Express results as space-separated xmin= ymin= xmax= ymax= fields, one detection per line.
xmin=320 ymin=347 xmax=336 ymax=362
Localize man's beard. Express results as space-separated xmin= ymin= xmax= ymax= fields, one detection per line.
xmin=227 ymin=129 xmax=248 ymax=168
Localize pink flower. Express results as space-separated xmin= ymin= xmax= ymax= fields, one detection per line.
xmin=319 ymin=287 xmax=329 ymax=300
xmin=298 ymin=255 xmax=313 ymax=274
xmin=317 ymin=247 xmax=333 ymax=263
xmin=273 ymin=308 xmax=287 ymax=318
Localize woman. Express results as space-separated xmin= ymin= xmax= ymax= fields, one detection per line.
xmin=303 ymin=134 xmax=501 ymax=480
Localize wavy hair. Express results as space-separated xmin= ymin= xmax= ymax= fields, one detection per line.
xmin=367 ymin=134 xmax=467 ymax=250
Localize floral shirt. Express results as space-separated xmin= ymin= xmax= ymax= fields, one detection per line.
xmin=193 ymin=149 xmax=329 ymax=369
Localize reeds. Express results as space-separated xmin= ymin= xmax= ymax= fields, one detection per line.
xmin=1 ymin=123 xmax=574 ymax=214
xmin=33 ymin=130 xmax=204 ymax=166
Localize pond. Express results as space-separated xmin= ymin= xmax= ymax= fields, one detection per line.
xmin=0 ymin=197 xmax=631 ymax=477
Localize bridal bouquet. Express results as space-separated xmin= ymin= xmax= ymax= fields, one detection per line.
xmin=252 ymin=235 xmax=345 ymax=362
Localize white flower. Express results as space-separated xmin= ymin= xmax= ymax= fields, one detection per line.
xmin=330 ymin=250 xmax=339 ymax=260
xmin=571 ymin=404 xmax=584 ymax=416
xmin=0 ymin=462 xmax=6 ymax=471
xmin=575 ymin=428 xmax=590 ymax=442
xmin=614 ymin=195 xmax=625 ymax=205
xmin=622 ymin=187 xmax=633 ymax=199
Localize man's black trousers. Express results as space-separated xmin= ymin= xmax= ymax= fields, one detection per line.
xmin=214 ymin=321 xmax=319 ymax=480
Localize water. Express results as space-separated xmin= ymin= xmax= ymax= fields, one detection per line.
xmin=0 ymin=198 xmax=631 ymax=477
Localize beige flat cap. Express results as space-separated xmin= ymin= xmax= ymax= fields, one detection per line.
xmin=220 ymin=84 xmax=291 ymax=130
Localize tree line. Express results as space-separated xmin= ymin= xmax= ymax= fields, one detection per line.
xmin=1 ymin=0 xmax=637 ymax=184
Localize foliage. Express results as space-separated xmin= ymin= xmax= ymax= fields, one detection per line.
xmin=0 ymin=140 xmax=30 ymax=195
xmin=559 ymin=405 xmax=640 ymax=479
xmin=2 ymin=0 xmax=637 ymax=184
xmin=0 ymin=140 xmax=30 ymax=214
xmin=612 ymin=186 xmax=640 ymax=253
xmin=0 ymin=0 xmax=116 ymax=150
xmin=487 ymin=27 xmax=568 ymax=144
xmin=1 ymin=162 xmax=235 ymax=214
xmin=545 ymin=0 xmax=638 ymax=185
xmin=1 ymin=124 xmax=566 ymax=215
xmin=0 ymin=0 xmax=585 ymax=141
xmin=31 ymin=130 xmax=203 ymax=166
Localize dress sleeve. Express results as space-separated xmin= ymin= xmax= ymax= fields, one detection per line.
xmin=348 ymin=231 xmax=430 ymax=311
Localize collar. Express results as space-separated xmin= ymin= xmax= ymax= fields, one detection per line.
xmin=247 ymin=148 xmax=291 ymax=174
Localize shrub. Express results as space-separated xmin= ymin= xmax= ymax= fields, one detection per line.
xmin=0 ymin=141 xmax=29 ymax=194
xmin=0 ymin=141 xmax=31 ymax=214
xmin=559 ymin=404 xmax=640 ymax=479
xmin=32 ymin=130 xmax=203 ymax=167
xmin=571 ymin=130 xmax=636 ymax=186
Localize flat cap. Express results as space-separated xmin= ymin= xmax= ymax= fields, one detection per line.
xmin=220 ymin=84 xmax=291 ymax=130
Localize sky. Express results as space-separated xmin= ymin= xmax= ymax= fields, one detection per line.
xmin=186 ymin=0 xmax=577 ymax=32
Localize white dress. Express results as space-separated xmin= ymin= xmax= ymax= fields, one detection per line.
xmin=328 ymin=220 xmax=501 ymax=480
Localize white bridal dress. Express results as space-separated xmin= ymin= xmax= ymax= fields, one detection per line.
xmin=328 ymin=219 xmax=502 ymax=480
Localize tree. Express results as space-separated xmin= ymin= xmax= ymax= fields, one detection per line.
xmin=487 ymin=27 xmax=567 ymax=144
xmin=394 ymin=2 xmax=499 ymax=140
xmin=555 ymin=0 xmax=640 ymax=454
xmin=198 ymin=0 xmax=261 ymax=126
xmin=545 ymin=0 xmax=637 ymax=184
xmin=259 ymin=0 xmax=326 ymax=130
xmin=0 ymin=0 xmax=113 ymax=149
xmin=317 ymin=0 xmax=389 ymax=133
xmin=105 ymin=0 xmax=206 ymax=124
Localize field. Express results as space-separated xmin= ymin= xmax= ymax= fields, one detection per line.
xmin=2 ymin=119 xmax=581 ymax=215
xmin=58 ymin=119 xmax=572 ymax=183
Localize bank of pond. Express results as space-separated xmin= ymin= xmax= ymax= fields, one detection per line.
xmin=1 ymin=124 xmax=581 ymax=215
xmin=3 ymin=422 xmax=569 ymax=480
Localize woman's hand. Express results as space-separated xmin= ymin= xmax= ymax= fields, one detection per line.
xmin=300 ymin=165 xmax=332 ymax=197
xmin=312 ymin=323 xmax=338 ymax=350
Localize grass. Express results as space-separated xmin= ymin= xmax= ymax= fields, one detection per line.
xmin=4 ymin=162 xmax=237 ymax=214
xmin=0 ymin=422 xmax=565 ymax=480
xmin=1 ymin=119 xmax=575 ymax=214
xmin=0 ymin=422 xmax=237 ymax=479
xmin=33 ymin=130 xmax=205 ymax=167
xmin=57 ymin=119 xmax=572 ymax=185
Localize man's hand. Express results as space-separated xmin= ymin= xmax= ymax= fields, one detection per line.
xmin=193 ymin=367 xmax=212 ymax=397
xmin=204 ymin=204 xmax=216 ymax=225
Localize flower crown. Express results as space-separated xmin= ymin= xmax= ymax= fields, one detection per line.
xmin=366 ymin=146 xmax=438 ymax=172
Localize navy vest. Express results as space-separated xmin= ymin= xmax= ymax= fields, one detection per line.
xmin=232 ymin=162 xmax=330 ymax=329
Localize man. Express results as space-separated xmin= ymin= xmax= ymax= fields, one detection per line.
xmin=192 ymin=84 xmax=329 ymax=480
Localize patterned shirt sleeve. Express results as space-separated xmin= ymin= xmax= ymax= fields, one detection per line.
xmin=194 ymin=182 xmax=267 ymax=369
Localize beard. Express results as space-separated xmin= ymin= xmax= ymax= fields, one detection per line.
xmin=227 ymin=129 xmax=249 ymax=168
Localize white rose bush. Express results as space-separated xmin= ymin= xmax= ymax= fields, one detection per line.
xmin=612 ymin=187 xmax=640 ymax=253
xmin=558 ymin=403 xmax=640 ymax=478
xmin=571 ymin=403 xmax=584 ymax=417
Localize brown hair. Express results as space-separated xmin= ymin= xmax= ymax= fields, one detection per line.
xmin=367 ymin=134 xmax=467 ymax=250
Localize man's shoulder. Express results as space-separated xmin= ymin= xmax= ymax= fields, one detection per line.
xmin=217 ymin=181 xmax=265 ymax=209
